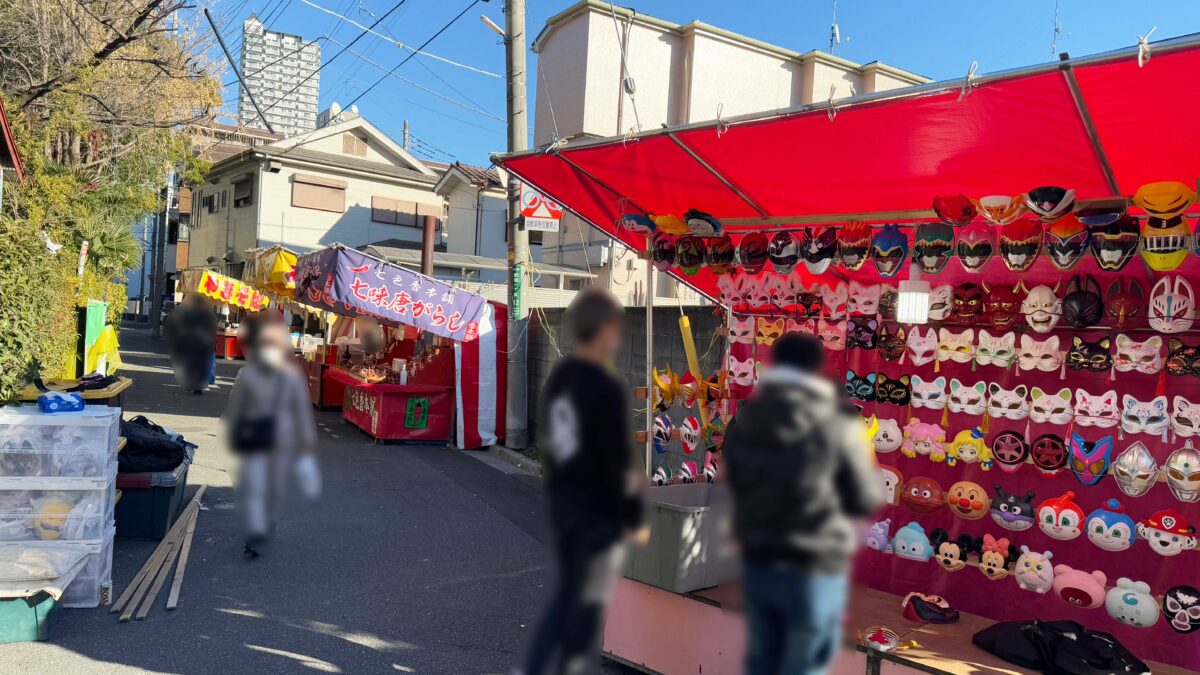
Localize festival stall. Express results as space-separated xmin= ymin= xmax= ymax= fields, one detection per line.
xmin=495 ymin=34 xmax=1200 ymax=674
xmin=177 ymin=268 xmax=271 ymax=359
xmin=294 ymin=245 xmax=506 ymax=448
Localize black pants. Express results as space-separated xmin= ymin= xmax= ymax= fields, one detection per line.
xmin=521 ymin=531 xmax=625 ymax=675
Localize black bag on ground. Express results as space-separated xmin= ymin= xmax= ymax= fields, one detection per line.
xmin=119 ymin=418 xmax=188 ymax=473
xmin=973 ymin=619 xmax=1150 ymax=675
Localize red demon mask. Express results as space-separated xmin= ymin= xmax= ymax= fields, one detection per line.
xmin=950 ymin=283 xmax=984 ymax=325
xmin=1106 ymin=278 xmax=1144 ymax=329
xmin=999 ymin=218 xmax=1043 ymax=272
xmin=981 ymin=282 xmax=1023 ymax=329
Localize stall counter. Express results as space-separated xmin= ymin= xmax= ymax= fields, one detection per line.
xmin=326 ymin=368 xmax=451 ymax=442
xmin=302 ymin=359 xmax=346 ymax=409
xmin=215 ymin=331 xmax=243 ymax=360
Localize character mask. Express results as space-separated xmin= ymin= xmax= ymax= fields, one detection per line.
xmin=865 ymin=518 xmax=892 ymax=551
xmin=1018 ymin=335 xmax=1062 ymax=372
xmin=902 ymin=421 xmax=947 ymax=462
xmin=1074 ymin=389 xmax=1119 ymax=428
xmin=742 ymin=275 xmax=772 ymax=307
xmin=1015 ymin=547 xmax=1056 ymax=594
xmin=1038 ymin=491 xmax=1085 ymax=541
xmin=650 ymin=233 xmax=677 ymax=272
xmin=1141 ymin=215 xmax=1192 ymax=272
xmin=910 ymin=376 xmax=947 ymax=411
xmin=755 ymin=318 xmax=785 ymax=346
xmin=785 ymin=318 xmax=815 ymax=335
xmin=1172 ymin=397 xmax=1200 ymax=438
xmin=817 ymin=319 xmax=845 ymax=351
xmin=878 ymin=286 xmax=899 ymax=321
xmin=930 ymin=529 xmax=975 ymax=572
xmin=620 ymin=213 xmax=657 ymax=235
xmin=761 ymin=275 xmax=795 ymax=307
xmin=674 ymin=235 xmax=706 ymax=275
xmin=936 ymin=329 xmax=974 ymax=364
xmin=947 ymin=480 xmax=990 ymax=520
xmin=1167 ymin=338 xmax=1200 ymax=377
xmin=981 ymin=283 xmax=1022 ymax=330
xmin=1138 ymin=509 xmax=1197 ymax=557
xmin=680 ymin=416 xmax=701 ymax=455
xmin=1025 ymin=186 xmax=1076 ymax=222
xmin=847 ymin=281 xmax=880 ymax=316
xmin=1114 ymin=335 xmax=1162 ymax=374
xmin=991 ymin=485 xmax=1036 ymax=531
xmin=1165 ymin=441 xmax=1200 ymax=503
xmin=949 ymin=284 xmax=984 ymax=324
xmin=704 ymin=234 xmax=735 ymax=275
xmin=1113 ymin=442 xmax=1159 ymax=498
xmin=901 ymin=477 xmax=946 ymax=515
xmin=1032 ymin=434 xmax=1068 ymax=475
xmin=1069 ymin=433 xmax=1115 ymax=486
xmin=767 ymin=231 xmax=798 ymax=274
xmin=1105 ymin=278 xmax=1144 ymax=328
xmin=1121 ymin=395 xmax=1169 ymax=436
xmin=947 ymin=428 xmax=991 ymax=469
xmin=716 ymin=275 xmax=743 ymax=307
xmin=1086 ymin=499 xmax=1137 ymax=552
xmin=837 ymin=223 xmax=873 ymax=271
xmin=877 ymin=324 xmax=906 ymax=362
xmin=1163 ymin=585 xmax=1200 ymax=634
xmin=928 ymin=285 xmax=953 ymax=321
xmin=727 ymin=355 xmax=756 ymax=387
xmin=1043 ymin=214 xmax=1089 ymax=270
xmin=652 ymin=414 xmax=673 ymax=454
xmin=991 ymin=432 xmax=1029 ymax=474
xmin=998 ymin=218 xmax=1042 ymax=272
xmin=1019 ymin=282 xmax=1061 ymax=333
xmin=1067 ymin=336 xmax=1112 ymax=373
xmin=1061 ymin=275 xmax=1103 ymax=328
xmin=975 ymin=330 xmax=1016 ymax=368
xmin=1105 ymin=579 xmax=1162 ymax=627
xmin=1085 ymin=211 xmax=1139 ymax=271
xmin=795 ymin=287 xmax=823 ymax=317
xmin=871 ymin=224 xmax=908 ymax=277
xmin=728 ymin=316 xmax=754 ymax=344
xmin=892 ymin=522 xmax=935 ymax=562
xmin=955 ymin=221 xmax=995 ymax=272
xmin=913 ymin=222 xmax=955 ymax=274
xmin=879 ymin=465 xmax=904 ymax=505
xmin=978 ymin=534 xmax=1017 ymax=581
xmin=1149 ymin=276 xmax=1195 ymax=334
xmin=801 ymin=226 xmax=839 ymax=274
xmin=844 ymin=370 xmax=877 ymax=402
xmin=820 ymin=283 xmax=847 ymax=320
xmin=684 ymin=209 xmax=723 ymax=236
xmin=1132 ymin=180 xmax=1196 ymax=219
xmin=738 ymin=233 xmax=769 ymax=275
xmin=932 ymin=194 xmax=977 ymax=226
xmin=906 ymin=328 xmax=936 ymax=366
xmin=1030 ymin=388 xmax=1072 ymax=425
xmin=847 ymin=317 xmax=879 ymax=350
xmin=987 ymin=384 xmax=1029 ymax=420
xmin=1053 ymin=565 xmax=1108 ymax=609
xmin=973 ymin=195 xmax=1026 ymax=226
xmin=875 ymin=374 xmax=911 ymax=406
xmin=948 ymin=379 xmax=987 ymax=415
xmin=872 ymin=419 xmax=903 ymax=454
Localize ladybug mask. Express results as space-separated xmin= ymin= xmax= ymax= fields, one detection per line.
xmin=999 ymin=218 xmax=1043 ymax=272
xmin=956 ymin=221 xmax=995 ymax=272
xmin=1061 ymin=275 xmax=1103 ymax=328
xmin=838 ymin=223 xmax=873 ymax=271
xmin=1105 ymin=278 xmax=1143 ymax=328
xmin=1031 ymin=434 xmax=1068 ymax=475
xmin=802 ymin=227 xmax=838 ymax=274
xmin=1044 ymin=215 xmax=1089 ymax=270
xmin=949 ymin=283 xmax=983 ymax=324
xmin=871 ymin=224 xmax=908 ymax=278
xmin=1069 ymin=433 xmax=1115 ymax=486
xmin=914 ymin=222 xmax=955 ymax=274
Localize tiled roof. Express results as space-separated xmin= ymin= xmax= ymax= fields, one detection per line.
xmin=452 ymin=162 xmax=502 ymax=188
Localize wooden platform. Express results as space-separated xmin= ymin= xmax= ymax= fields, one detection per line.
xmin=18 ymin=377 xmax=132 ymax=407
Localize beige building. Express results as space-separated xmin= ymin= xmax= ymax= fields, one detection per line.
xmin=533 ymin=0 xmax=929 ymax=304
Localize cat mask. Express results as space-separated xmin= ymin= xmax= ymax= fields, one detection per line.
xmin=1121 ymin=395 xmax=1168 ymax=436
xmin=1061 ymin=275 xmax=1104 ymax=329
xmin=949 ymin=379 xmax=987 ymax=415
xmin=817 ymin=319 xmax=846 ymax=351
xmin=1074 ymin=389 xmax=1119 ymax=428
xmin=1069 ymin=433 xmax=1115 ymax=487
xmin=1172 ymin=397 xmax=1200 ymax=438
xmin=785 ymin=318 xmax=815 ymax=335
xmin=911 ymin=375 xmax=947 ymax=410
xmin=1067 ymin=336 xmax=1112 ymax=373
xmin=756 ymin=317 xmax=785 ymax=346
xmin=717 ymin=276 xmax=743 ymax=307
xmin=975 ymin=330 xmax=1016 ymax=368
xmin=847 ymin=281 xmax=880 ymax=316
xmin=742 ymin=275 xmax=772 ymax=307
xmin=877 ymin=324 xmax=906 ymax=362
xmin=847 ymin=317 xmax=880 ymax=350
xmin=728 ymin=355 xmax=756 ymax=387
xmin=928 ymin=285 xmax=953 ymax=321
xmin=987 ymin=383 xmax=1029 ymax=420
xmin=820 ymin=283 xmax=847 ymax=320
xmin=1149 ymin=276 xmax=1196 ymax=334
xmin=1167 ymin=338 xmax=1200 ymax=377
xmin=906 ymin=328 xmax=937 ymax=366
xmin=728 ymin=316 xmax=754 ymax=345
xmin=845 ymin=370 xmax=877 ymax=402
xmin=1114 ymin=335 xmax=1163 ymax=374
xmin=875 ymin=374 xmax=911 ymax=406
xmin=937 ymin=329 xmax=975 ymax=364
xmin=795 ymin=285 xmax=823 ymax=317
xmin=878 ymin=286 xmax=899 ymax=321
xmin=762 ymin=275 xmax=796 ymax=307
xmin=1018 ymin=335 xmax=1062 ymax=372
xmin=1030 ymin=388 xmax=1073 ymax=425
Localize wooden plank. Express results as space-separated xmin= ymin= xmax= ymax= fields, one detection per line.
xmin=120 ymin=539 xmax=175 ymax=622
xmin=111 ymin=486 xmax=206 ymax=614
xmin=135 ymin=532 xmax=184 ymax=620
xmin=165 ymin=506 xmax=200 ymax=610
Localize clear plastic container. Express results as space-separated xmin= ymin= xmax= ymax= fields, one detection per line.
xmin=0 ymin=467 xmax=116 ymax=542
xmin=0 ymin=407 xmax=120 ymax=480
xmin=59 ymin=526 xmax=115 ymax=608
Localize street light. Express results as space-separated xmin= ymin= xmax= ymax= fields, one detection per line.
xmin=480 ymin=14 xmax=505 ymax=37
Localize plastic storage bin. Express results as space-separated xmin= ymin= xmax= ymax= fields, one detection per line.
xmin=0 ymin=592 xmax=59 ymax=643
xmin=0 ymin=466 xmax=116 ymax=542
xmin=623 ymin=483 xmax=738 ymax=594
xmin=59 ymin=525 xmax=114 ymax=608
xmin=115 ymin=445 xmax=193 ymax=539
xmin=0 ymin=407 xmax=120 ymax=479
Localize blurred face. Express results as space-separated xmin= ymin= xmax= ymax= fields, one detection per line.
xmin=592 ymin=320 xmax=622 ymax=361
xmin=254 ymin=324 xmax=291 ymax=367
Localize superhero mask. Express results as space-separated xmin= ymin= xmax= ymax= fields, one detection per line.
xmin=1018 ymin=282 xmax=1061 ymax=333
xmin=716 ymin=276 xmax=743 ymax=307
xmin=871 ymin=224 xmax=908 ymax=277
xmin=872 ymin=418 xmax=903 ymax=453
xmin=1173 ymin=397 xmax=1200 ymax=438
xmin=910 ymin=376 xmax=947 ymax=410
xmin=728 ymin=316 xmax=754 ymax=344
xmin=1043 ymin=214 xmax=1089 ymax=270
xmin=987 ymin=384 xmax=1029 ymax=421
xmin=1149 ymin=276 xmax=1196 ymax=333
xmin=906 ymin=328 xmax=936 ymax=366
xmin=650 ymin=233 xmax=677 ymax=272
xmin=844 ymin=370 xmax=877 ymax=402
xmin=1114 ymin=335 xmax=1162 ymax=374
xmin=847 ymin=281 xmax=880 ymax=316
xmin=978 ymin=534 xmax=1018 ymax=581
xmin=762 ymin=275 xmax=796 ymax=307
xmin=932 ymin=194 xmax=977 ymax=226
xmin=801 ymin=226 xmax=838 ymax=274
xmin=901 ymin=476 xmax=946 ymax=515
xmin=652 ymin=414 xmax=673 ymax=454
xmin=1066 ymin=336 xmax=1112 ymax=373
xmin=1113 ymin=442 xmax=1158 ymax=498
xmin=875 ymin=374 xmax=911 ymax=406
xmin=837 ymin=223 xmax=873 ymax=271
xmin=998 ymin=218 xmax=1042 ymax=272
xmin=1105 ymin=278 xmax=1144 ymax=328
xmin=756 ymin=317 xmax=785 ymax=346
xmin=1015 ymin=547 xmax=1056 ymax=594
xmin=683 ymin=209 xmax=724 ymax=236
xmin=738 ymin=233 xmax=770 ymax=275
xmin=847 ymin=317 xmax=879 ymax=350
xmin=949 ymin=284 xmax=983 ymax=324
xmin=1025 ymin=186 xmax=1076 ymax=222
xmin=877 ymin=324 xmax=906 ymax=362
xmin=991 ymin=485 xmax=1036 ymax=531
xmin=651 ymin=465 xmax=671 ymax=486
xmin=1087 ymin=499 xmax=1137 ymax=552
xmin=1030 ymin=388 xmax=1073 ymax=425
xmin=820 ymin=283 xmax=847 ymax=320
xmin=948 ymin=379 xmax=987 ymax=415
xmin=1167 ymin=338 xmax=1200 ymax=376
xmin=1121 ymin=395 xmax=1169 ymax=436
xmin=742 ymin=276 xmax=772 ymax=307
xmin=975 ymin=330 xmax=1016 ymax=368
xmin=1132 ymin=180 xmax=1196 ymax=219
xmin=1032 ymin=434 xmax=1069 ymax=475
xmin=991 ymin=431 xmax=1030 ymax=474
xmin=928 ymin=285 xmax=953 ymax=321
xmin=678 ymin=372 xmax=699 ymax=408
xmin=652 ymin=366 xmax=681 ymax=412
xmin=937 ymin=329 xmax=975 ymax=364
xmin=1141 ymin=215 xmax=1192 ymax=271
xmin=913 ymin=222 xmax=955 ymax=274
xmin=1085 ymin=211 xmax=1139 ymax=271
xmin=1069 ymin=433 xmax=1115 ymax=486
xmin=1038 ymin=491 xmax=1085 ymax=540
xmin=892 ymin=522 xmax=935 ymax=562
xmin=1164 ymin=585 xmax=1200 ymax=634
xmin=1165 ymin=441 xmax=1200 ymax=502
xmin=981 ymin=283 xmax=1022 ymax=330
xmin=675 ymin=235 xmax=706 ymax=275
xmin=1138 ymin=509 xmax=1197 ymax=557
xmin=704 ymin=234 xmax=736 ymax=275
xmin=1018 ymin=335 xmax=1062 ymax=372
xmin=795 ymin=288 xmax=823 ymax=317
xmin=929 ymin=529 xmax=976 ymax=573
xmin=955 ymin=221 xmax=995 ymax=272
xmin=946 ymin=480 xmax=989 ymax=520
xmin=947 ymin=429 xmax=991 ymax=469
xmin=727 ymin=355 xmax=756 ymax=387
xmin=767 ymin=231 xmax=799 ymax=274
xmin=1061 ymin=275 xmax=1103 ymax=328
xmin=620 ymin=213 xmax=657 ymax=235
xmin=878 ymin=286 xmax=899 ymax=321
xmin=817 ymin=319 xmax=846 ymax=351
xmin=1053 ymin=565 xmax=1108 ymax=609
xmin=1074 ymin=389 xmax=1119 ymax=428
xmin=973 ymin=195 xmax=1026 ymax=226
xmin=902 ymin=420 xmax=947 ymax=462
xmin=680 ymin=416 xmax=701 ymax=455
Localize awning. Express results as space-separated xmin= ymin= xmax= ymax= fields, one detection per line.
xmin=180 ymin=269 xmax=270 ymax=311
xmin=243 ymin=245 xmax=299 ymax=297
xmin=360 ymin=244 xmax=595 ymax=279
xmin=495 ymin=34 xmax=1200 ymax=299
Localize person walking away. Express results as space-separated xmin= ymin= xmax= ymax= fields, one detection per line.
xmin=223 ymin=318 xmax=321 ymax=557
xmin=517 ymin=287 xmax=647 ymax=675
xmin=164 ymin=294 xmax=217 ymax=394
xmin=724 ymin=332 xmax=881 ymax=675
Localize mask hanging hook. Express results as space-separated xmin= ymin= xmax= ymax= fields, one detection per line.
xmin=1137 ymin=26 xmax=1157 ymax=68
xmin=957 ymin=61 xmax=979 ymax=102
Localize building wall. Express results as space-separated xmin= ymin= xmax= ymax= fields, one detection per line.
xmin=187 ymin=170 xmax=261 ymax=268
xmin=443 ymin=185 xmax=509 ymax=284
xmin=239 ymin=17 xmax=320 ymax=136
xmin=533 ymin=16 xmax=590 ymax=147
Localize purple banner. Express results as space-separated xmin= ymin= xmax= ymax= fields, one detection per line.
xmin=295 ymin=246 xmax=491 ymax=342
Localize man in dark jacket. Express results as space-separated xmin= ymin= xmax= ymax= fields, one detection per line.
xmin=724 ymin=332 xmax=881 ymax=675
xmin=164 ymin=294 xmax=217 ymax=394
xmin=518 ymin=287 xmax=645 ymax=675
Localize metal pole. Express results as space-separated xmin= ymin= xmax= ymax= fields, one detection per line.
xmin=204 ymin=9 xmax=275 ymax=134
xmin=505 ymin=0 xmax=530 ymax=449
xmin=644 ymin=257 xmax=654 ymax=478
xmin=403 ymin=119 xmax=410 ymax=150
xmin=138 ymin=215 xmax=149 ymax=319
xmin=150 ymin=175 xmax=173 ymax=338
xmin=421 ymin=214 xmax=437 ymax=277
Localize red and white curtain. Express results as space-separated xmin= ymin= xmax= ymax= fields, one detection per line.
xmin=454 ymin=302 xmax=508 ymax=449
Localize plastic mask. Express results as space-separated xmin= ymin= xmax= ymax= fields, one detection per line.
xmin=844 ymin=370 xmax=877 ymax=402
xmin=937 ymin=329 xmax=975 ymax=364
xmin=998 ymin=218 xmax=1043 ymax=272
xmin=932 ymin=194 xmax=977 ymax=226
xmin=1020 ymin=283 xmax=1061 ymax=333
xmin=837 ymin=223 xmax=873 ymax=271
xmin=991 ymin=432 xmax=1030 ymax=474
xmin=1066 ymin=336 xmax=1112 ymax=373
xmin=1105 ymin=278 xmax=1144 ymax=328
xmin=1112 ymin=442 xmax=1158 ymax=498
xmin=1037 ymin=491 xmax=1084 ymax=541
xmin=875 ymin=374 xmax=911 ymax=406
xmin=955 ymin=221 xmax=995 ymax=272
xmin=1149 ymin=276 xmax=1195 ymax=334
xmin=680 ymin=416 xmax=701 ymax=455
xmin=767 ymin=231 xmax=798 ymax=274
xmin=906 ymin=327 xmax=937 ymax=366
xmin=987 ymin=383 xmax=1029 ymax=420
xmin=727 ymin=355 xmax=756 ymax=388
xmin=801 ymin=226 xmax=838 ymax=274
xmin=675 ymin=235 xmax=706 ymax=275
xmin=1086 ymin=212 xmax=1139 ymax=271
xmin=1165 ymin=442 xmax=1200 ymax=503
xmin=755 ymin=318 xmax=785 ymax=346
xmin=684 ymin=209 xmax=723 ymax=236
xmin=1074 ymin=389 xmax=1119 ymax=428
xmin=973 ymin=195 xmax=1026 ymax=225
xmin=910 ymin=375 xmax=947 ymax=410
xmin=820 ymin=283 xmax=847 ymax=320
xmin=1085 ymin=499 xmax=1136 ymax=552
xmin=817 ymin=319 xmax=845 ymax=351
xmin=1061 ymin=275 xmax=1104 ymax=328
xmin=650 ymin=233 xmax=676 ymax=272
xmin=1030 ymin=388 xmax=1073 ymax=425
xmin=738 ymin=233 xmax=769 ymax=274
xmin=1132 ymin=180 xmax=1196 ymax=218
xmin=991 ymin=485 xmax=1037 ymax=531
xmin=847 ymin=281 xmax=880 ymax=316
xmin=1032 ymin=434 xmax=1068 ymax=475
xmin=901 ymin=426 xmax=948 ymax=464
xmin=742 ymin=275 xmax=771 ymax=307
xmin=877 ymin=324 xmax=906 ymax=362
xmin=1163 ymin=585 xmax=1200 ymax=634
xmin=705 ymin=234 xmax=735 ymax=274
xmin=913 ymin=222 xmax=955 ymax=274
xmin=652 ymin=414 xmax=673 ymax=454
xmin=761 ymin=275 xmax=795 ymax=307
xmin=1025 ymin=186 xmax=1076 ymax=221
xmin=1043 ymin=214 xmax=1089 ymax=270
xmin=871 ymin=224 xmax=908 ymax=277
xmin=928 ymin=285 xmax=953 ymax=321
xmin=1172 ymin=397 xmax=1200 ymax=438
xmin=1138 ymin=509 xmax=1198 ymax=557
xmin=716 ymin=276 xmax=742 ymax=307
xmin=947 ymin=431 xmax=990 ymax=470
xmin=949 ymin=283 xmax=984 ymax=324
xmin=727 ymin=316 xmax=754 ymax=344
xmin=879 ymin=286 xmax=899 ymax=321
xmin=1140 ymin=216 xmax=1191 ymax=272
xmin=975 ymin=330 xmax=1016 ymax=368
xmin=847 ymin=317 xmax=879 ymax=350
xmin=948 ymin=379 xmax=987 ymax=415
xmin=1120 ymin=395 xmax=1168 ymax=436
xmin=1114 ymin=335 xmax=1162 ymax=374
xmin=795 ymin=288 xmax=823 ymax=317
xmin=1167 ymin=338 xmax=1200 ymax=376
xmin=1018 ymin=335 xmax=1062 ymax=372
xmin=981 ymin=283 xmax=1022 ymax=329
xmin=1069 ymin=434 xmax=1115 ymax=486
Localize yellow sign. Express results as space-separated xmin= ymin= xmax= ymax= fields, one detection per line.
xmin=197 ymin=270 xmax=270 ymax=311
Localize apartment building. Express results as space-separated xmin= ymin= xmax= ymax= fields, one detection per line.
xmin=239 ymin=15 xmax=321 ymax=136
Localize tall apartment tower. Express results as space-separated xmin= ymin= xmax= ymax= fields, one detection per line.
xmin=238 ymin=15 xmax=320 ymax=136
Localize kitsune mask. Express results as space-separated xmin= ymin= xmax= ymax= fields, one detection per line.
xmin=955 ymin=221 xmax=995 ymax=272
xmin=785 ymin=318 xmax=815 ymax=335
xmin=716 ymin=276 xmax=742 ymax=307
xmin=928 ymin=285 xmax=952 ymax=321
xmin=1141 ymin=216 xmax=1191 ymax=271
xmin=981 ymin=283 xmax=1021 ymax=329
xmin=756 ymin=318 xmax=785 ymax=346
xmin=1061 ymin=275 xmax=1104 ymax=328
xmin=975 ymin=330 xmax=1015 ymax=368
xmin=762 ymin=275 xmax=796 ymax=307
xmin=932 ymin=194 xmax=977 ymax=226
xmin=1032 ymin=434 xmax=1069 ymax=475
xmin=1114 ymin=335 xmax=1162 ymax=374
xmin=801 ymin=226 xmax=838 ymax=274
xmin=974 ymin=195 xmax=1026 ymax=226
xmin=998 ymin=218 xmax=1043 ymax=272
xmin=988 ymin=384 xmax=1029 ymax=420
xmin=937 ymin=329 xmax=975 ymax=363
xmin=705 ymin=235 xmax=736 ymax=274
xmin=949 ymin=284 xmax=983 ymax=324
xmin=1067 ymin=336 xmax=1112 ymax=372
xmin=914 ymin=222 xmax=955 ymax=274
xmin=871 ymin=224 xmax=908 ymax=277
xmin=1043 ymin=215 xmax=1089 ymax=270
xmin=906 ymin=328 xmax=936 ymax=366
xmin=728 ymin=316 xmax=754 ymax=344
xmin=767 ymin=231 xmax=799 ymax=274
xmin=1106 ymin=278 xmax=1143 ymax=328
xmin=1074 ymin=389 xmax=1119 ymax=428
xmin=845 ymin=370 xmax=877 ymax=402
xmin=1165 ymin=442 xmax=1200 ymax=503
xmin=742 ymin=275 xmax=772 ymax=307
xmin=1167 ymin=338 xmax=1200 ymax=376
xmin=1150 ymin=276 xmax=1196 ymax=334
xmin=1030 ymin=388 xmax=1073 ymax=425
xmin=992 ymin=432 xmax=1030 ymax=474
xmin=1018 ymin=335 xmax=1062 ymax=372
xmin=877 ymin=324 xmax=906 ymax=361
xmin=1086 ymin=212 xmax=1139 ymax=272
xmin=847 ymin=317 xmax=879 ymax=350
xmin=838 ymin=223 xmax=873 ymax=271
xmin=820 ymin=283 xmax=847 ymax=320
xmin=1019 ymin=283 xmax=1061 ymax=333
xmin=875 ymin=374 xmax=911 ymax=406
xmin=847 ymin=282 xmax=880 ymax=316
xmin=817 ymin=319 xmax=846 ymax=351
xmin=911 ymin=375 xmax=947 ymax=410
xmin=1113 ymin=442 xmax=1158 ymax=497
xmin=1069 ymin=434 xmax=1115 ymax=486
xmin=728 ymin=355 xmax=756 ymax=387
xmin=1173 ymin=398 xmax=1200 ymax=438
xmin=948 ymin=379 xmax=987 ymax=415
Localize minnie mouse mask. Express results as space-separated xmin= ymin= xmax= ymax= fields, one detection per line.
xmin=871 ymin=224 xmax=908 ymax=277
xmin=955 ymin=221 xmax=995 ymax=272
xmin=801 ymin=227 xmax=838 ymax=274
xmin=998 ymin=218 xmax=1042 ymax=272
xmin=838 ymin=223 xmax=872 ymax=271
xmin=914 ymin=222 xmax=955 ymax=274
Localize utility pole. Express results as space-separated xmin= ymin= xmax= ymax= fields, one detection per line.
xmin=402 ymin=119 xmax=410 ymax=150
xmin=504 ymin=0 xmax=530 ymax=449
xmin=150 ymin=173 xmax=174 ymax=338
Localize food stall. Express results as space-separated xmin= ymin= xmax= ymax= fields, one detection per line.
xmin=495 ymin=35 xmax=1200 ymax=674
xmin=177 ymin=268 xmax=271 ymax=359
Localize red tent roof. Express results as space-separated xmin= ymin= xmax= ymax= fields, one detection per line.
xmin=496 ymin=34 xmax=1200 ymax=300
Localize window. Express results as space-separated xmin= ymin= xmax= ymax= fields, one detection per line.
xmin=342 ymin=133 xmax=367 ymax=157
xmin=220 ymin=190 xmax=227 ymax=208
xmin=203 ymin=194 xmax=215 ymax=214
xmin=232 ymin=173 xmax=254 ymax=207
xmin=292 ymin=174 xmax=346 ymax=212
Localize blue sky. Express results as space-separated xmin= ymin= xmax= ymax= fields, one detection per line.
xmin=208 ymin=0 xmax=1200 ymax=166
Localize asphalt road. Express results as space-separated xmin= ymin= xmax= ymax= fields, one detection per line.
xmin=0 ymin=327 xmax=568 ymax=674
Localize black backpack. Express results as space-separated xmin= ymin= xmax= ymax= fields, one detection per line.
xmin=973 ymin=619 xmax=1150 ymax=675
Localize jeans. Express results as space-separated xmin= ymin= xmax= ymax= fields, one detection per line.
xmin=742 ymin=564 xmax=848 ymax=675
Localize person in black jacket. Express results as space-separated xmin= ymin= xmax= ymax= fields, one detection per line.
xmin=164 ymin=294 xmax=217 ymax=394
xmin=724 ymin=332 xmax=881 ymax=675
xmin=517 ymin=287 xmax=646 ymax=675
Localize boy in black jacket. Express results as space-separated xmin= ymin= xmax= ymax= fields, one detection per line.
xmin=518 ymin=287 xmax=645 ymax=675
xmin=724 ymin=332 xmax=881 ymax=675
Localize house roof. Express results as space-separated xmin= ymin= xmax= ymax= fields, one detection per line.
xmin=0 ymin=97 xmax=24 ymax=181
xmin=206 ymin=145 xmax=439 ymax=186
xmin=362 ymin=244 xmax=595 ymax=279
xmin=263 ymin=114 xmax=437 ymax=177
xmin=453 ymin=163 xmax=502 ymax=187
xmin=433 ymin=161 xmax=504 ymax=196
